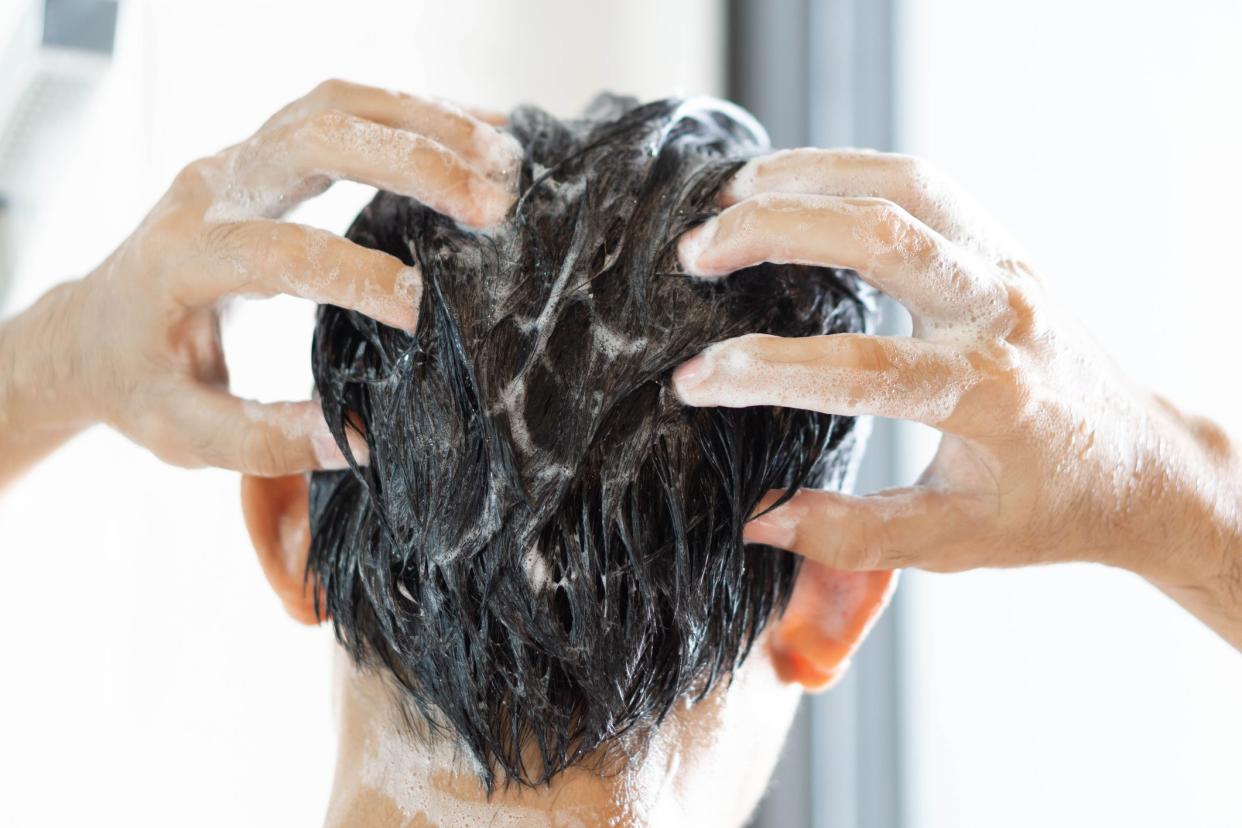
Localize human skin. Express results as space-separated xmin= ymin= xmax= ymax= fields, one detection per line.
xmin=242 ymin=456 xmax=895 ymax=826
xmin=3 ymin=107 xmax=1239 ymax=649
xmin=320 ymin=640 xmax=804 ymax=828
xmin=1 ymin=85 xmax=899 ymax=825
xmin=672 ymin=148 xmax=1242 ymax=651
xmin=0 ymin=80 xmax=520 ymax=488
xmin=5 ymin=87 xmax=1236 ymax=821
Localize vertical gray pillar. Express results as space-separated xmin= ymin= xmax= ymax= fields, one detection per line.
xmin=730 ymin=1 xmax=905 ymax=826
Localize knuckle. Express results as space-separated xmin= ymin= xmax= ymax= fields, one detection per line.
xmin=733 ymin=331 xmax=775 ymax=349
xmin=887 ymin=153 xmax=941 ymax=192
xmin=169 ymin=157 xmax=219 ymax=205
xmin=826 ymin=506 xmax=892 ymax=570
xmin=240 ymin=427 xmax=293 ymax=476
xmin=1187 ymin=412 xmax=1234 ymax=459
xmin=861 ymin=512 xmax=897 ymax=569
xmin=730 ymin=193 xmax=803 ymax=249
xmin=310 ymin=78 xmax=349 ymax=101
xmin=847 ymin=537 xmax=889 ymax=571
xmin=889 ymin=152 xmax=928 ymax=180
xmin=839 ymin=335 xmax=887 ymax=372
xmin=173 ymin=158 xmax=208 ymax=190
xmin=967 ymin=336 xmax=1022 ymax=382
xmin=859 ymin=198 xmax=914 ymax=247
xmin=134 ymin=410 xmax=200 ymax=469
xmin=200 ymin=220 xmax=252 ymax=265
xmin=298 ymin=108 xmax=351 ymax=144
xmin=141 ymin=203 xmax=201 ymax=260
xmin=716 ymin=333 xmax=774 ymax=372
xmin=742 ymin=190 xmax=797 ymax=217
xmin=865 ymin=197 xmax=906 ymax=227
xmin=991 ymin=279 xmax=1041 ymax=342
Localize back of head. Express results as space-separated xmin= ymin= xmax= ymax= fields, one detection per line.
xmin=308 ymin=94 xmax=869 ymax=788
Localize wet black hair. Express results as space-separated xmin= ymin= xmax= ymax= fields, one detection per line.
xmin=308 ymin=94 xmax=870 ymax=789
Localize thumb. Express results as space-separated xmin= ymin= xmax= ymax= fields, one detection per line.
xmin=744 ymin=486 xmax=965 ymax=570
xmin=157 ymin=387 xmax=369 ymax=476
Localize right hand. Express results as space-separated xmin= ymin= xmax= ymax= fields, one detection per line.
xmin=1 ymin=80 xmax=520 ymax=480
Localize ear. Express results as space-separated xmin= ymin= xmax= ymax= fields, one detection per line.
xmin=769 ymin=562 xmax=897 ymax=691
xmin=240 ymin=474 xmax=322 ymax=626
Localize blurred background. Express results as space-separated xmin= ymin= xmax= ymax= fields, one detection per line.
xmin=0 ymin=1 xmax=1239 ymax=826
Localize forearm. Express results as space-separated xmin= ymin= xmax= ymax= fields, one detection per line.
xmin=1155 ymin=572 xmax=1242 ymax=652
xmin=0 ymin=281 xmax=93 ymax=490
xmin=1141 ymin=420 xmax=1242 ymax=652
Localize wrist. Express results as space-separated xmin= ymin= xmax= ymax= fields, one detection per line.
xmin=1185 ymin=421 xmax=1242 ymax=593
xmin=0 ymin=280 xmax=96 ymax=434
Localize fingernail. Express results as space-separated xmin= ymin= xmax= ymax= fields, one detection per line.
xmin=395 ymin=266 xmax=422 ymax=332
xmin=678 ymin=220 xmax=720 ymax=277
xmin=672 ymin=351 xmax=714 ymax=401
xmin=744 ymin=509 xmax=798 ymax=548
xmin=721 ymin=160 xmax=757 ymax=205
xmin=482 ymin=128 xmax=524 ymax=187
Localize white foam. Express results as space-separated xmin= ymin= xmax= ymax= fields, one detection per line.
xmin=678 ymin=334 xmax=981 ymax=426
xmin=358 ymin=725 xmax=555 ymax=828
xmin=469 ymin=121 xmax=524 ymax=187
xmin=522 ymin=545 xmax=553 ymax=591
xmin=592 ymin=323 xmax=648 ymax=359
xmin=494 ymin=376 xmax=536 ymax=457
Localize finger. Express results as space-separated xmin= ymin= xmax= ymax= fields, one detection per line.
xmin=296 ymin=80 xmax=521 ymax=183
xmin=462 ymin=104 xmax=510 ymax=127
xmin=158 ymin=390 xmax=369 ymax=476
xmin=722 ymin=148 xmax=1022 ymax=261
xmin=743 ymin=487 xmax=968 ymax=571
xmin=237 ymin=109 xmax=514 ymax=228
xmin=300 ymin=110 xmax=516 ymax=227
xmin=678 ymin=193 xmax=1008 ymax=329
xmin=672 ymin=332 xmax=979 ymax=426
xmin=184 ymin=220 xmax=421 ymax=331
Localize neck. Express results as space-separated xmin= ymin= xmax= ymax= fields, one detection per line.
xmin=321 ymin=645 xmax=800 ymax=828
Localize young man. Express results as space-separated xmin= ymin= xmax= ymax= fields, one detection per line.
xmin=242 ymin=94 xmax=894 ymax=827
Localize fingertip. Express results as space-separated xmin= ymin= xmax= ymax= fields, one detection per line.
xmin=344 ymin=428 xmax=371 ymax=466
xmin=719 ymin=159 xmax=758 ymax=207
xmin=671 ymin=351 xmax=715 ymax=404
xmin=309 ymin=429 xmax=349 ymax=471
xmin=352 ymin=262 xmax=420 ymax=332
xmin=481 ymin=127 xmax=523 ymax=187
xmin=744 ymin=491 xmax=806 ymax=549
xmin=743 ymin=509 xmax=798 ymax=549
xmin=308 ymin=418 xmax=370 ymax=471
xmin=461 ymin=176 xmax=516 ymax=229
xmin=677 ymin=221 xmax=721 ymax=277
xmin=392 ymin=265 xmax=422 ymax=332
xmin=467 ymin=106 xmax=510 ymax=127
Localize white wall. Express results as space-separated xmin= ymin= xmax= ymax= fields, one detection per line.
xmin=0 ymin=2 xmax=722 ymax=826
xmin=897 ymin=2 xmax=1242 ymax=826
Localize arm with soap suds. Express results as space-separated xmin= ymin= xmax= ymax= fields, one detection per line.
xmin=0 ymin=80 xmax=520 ymax=491
xmin=0 ymin=281 xmax=92 ymax=489
xmin=670 ymin=148 xmax=1242 ymax=652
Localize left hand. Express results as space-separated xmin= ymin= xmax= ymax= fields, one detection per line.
xmin=670 ymin=148 xmax=1242 ymax=648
